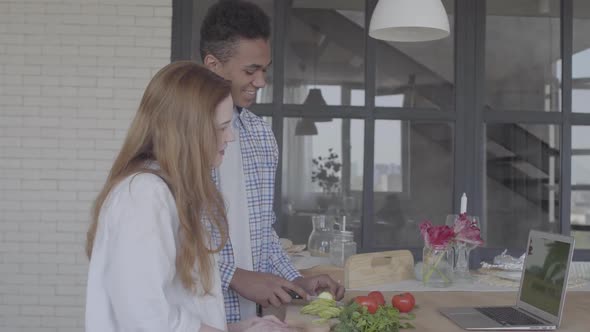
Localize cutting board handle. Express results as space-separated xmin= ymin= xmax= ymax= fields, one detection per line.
xmin=371 ymin=256 xmax=393 ymax=267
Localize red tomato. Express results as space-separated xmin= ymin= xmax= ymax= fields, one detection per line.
xmin=402 ymin=292 xmax=416 ymax=307
xmin=367 ymin=291 xmax=385 ymax=306
xmin=392 ymin=292 xmax=415 ymax=313
xmin=354 ymin=296 xmax=378 ymax=314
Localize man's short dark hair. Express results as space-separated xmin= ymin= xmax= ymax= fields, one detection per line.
xmin=200 ymin=0 xmax=271 ymax=63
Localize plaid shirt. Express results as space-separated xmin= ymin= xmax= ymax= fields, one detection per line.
xmin=213 ymin=108 xmax=302 ymax=323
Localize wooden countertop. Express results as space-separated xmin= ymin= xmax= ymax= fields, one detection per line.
xmin=276 ymin=291 xmax=590 ymax=331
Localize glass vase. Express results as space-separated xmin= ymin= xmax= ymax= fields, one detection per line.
xmin=422 ymin=246 xmax=454 ymax=288
xmin=445 ymin=214 xmax=482 ymax=283
xmin=453 ymin=242 xmax=473 ymax=281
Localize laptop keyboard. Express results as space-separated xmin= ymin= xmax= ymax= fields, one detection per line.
xmin=476 ymin=307 xmax=545 ymax=326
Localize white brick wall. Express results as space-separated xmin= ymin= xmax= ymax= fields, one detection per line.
xmin=0 ymin=1 xmax=172 ymax=330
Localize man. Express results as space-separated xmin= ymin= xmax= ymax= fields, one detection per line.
xmin=199 ymin=0 xmax=345 ymax=323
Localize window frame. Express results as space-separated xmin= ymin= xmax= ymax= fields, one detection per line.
xmin=172 ymin=0 xmax=590 ymax=261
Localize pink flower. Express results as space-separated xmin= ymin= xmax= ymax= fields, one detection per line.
xmin=419 ymin=220 xmax=455 ymax=249
xmin=419 ymin=214 xmax=484 ymax=249
xmin=453 ymin=213 xmax=483 ymax=246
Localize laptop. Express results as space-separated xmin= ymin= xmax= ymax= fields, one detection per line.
xmin=440 ymin=230 xmax=575 ymax=330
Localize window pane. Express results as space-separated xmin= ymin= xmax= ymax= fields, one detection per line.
xmin=373 ymin=121 xmax=454 ymax=248
xmin=280 ymin=117 xmax=364 ymax=246
xmin=573 ymin=0 xmax=590 ymax=113
xmin=374 ymin=0 xmax=454 ymax=109
xmin=485 ymin=124 xmax=560 ymax=249
xmin=572 ymin=157 xmax=590 ymax=186
xmin=485 ymin=0 xmax=561 ymax=111
xmin=572 ymin=126 xmax=590 ymax=249
xmin=250 ymin=0 xmax=274 ymax=104
xmin=283 ymin=1 xmax=365 ymax=106
xmin=261 ymin=116 xmax=272 ymax=127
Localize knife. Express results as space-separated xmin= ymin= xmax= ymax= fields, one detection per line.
xmin=287 ymin=289 xmax=344 ymax=305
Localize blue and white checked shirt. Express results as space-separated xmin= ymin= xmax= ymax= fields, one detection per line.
xmin=213 ymin=108 xmax=302 ymax=323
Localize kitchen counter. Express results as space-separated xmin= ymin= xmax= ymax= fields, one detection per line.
xmin=275 ymin=291 xmax=590 ymax=332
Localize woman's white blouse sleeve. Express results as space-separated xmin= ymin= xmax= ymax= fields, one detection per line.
xmin=102 ymin=175 xmax=201 ymax=331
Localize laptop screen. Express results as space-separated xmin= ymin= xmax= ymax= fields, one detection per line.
xmin=519 ymin=235 xmax=572 ymax=316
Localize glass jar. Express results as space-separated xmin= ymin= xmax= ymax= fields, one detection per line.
xmin=307 ymin=215 xmax=334 ymax=257
xmin=330 ymin=230 xmax=356 ymax=267
xmin=422 ymin=246 xmax=454 ymax=287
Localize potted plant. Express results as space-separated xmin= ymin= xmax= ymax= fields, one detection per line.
xmin=311 ymin=148 xmax=342 ymax=211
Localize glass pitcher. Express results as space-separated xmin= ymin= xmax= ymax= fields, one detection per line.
xmin=307 ymin=215 xmax=334 ymax=257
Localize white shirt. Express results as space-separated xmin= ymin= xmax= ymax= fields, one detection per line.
xmin=85 ymin=173 xmax=227 ymax=332
xmin=219 ymin=110 xmax=257 ymax=319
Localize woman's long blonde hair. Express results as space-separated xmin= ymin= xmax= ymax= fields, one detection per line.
xmin=86 ymin=61 xmax=231 ymax=293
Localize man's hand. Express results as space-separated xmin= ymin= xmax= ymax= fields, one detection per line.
xmin=230 ymin=268 xmax=308 ymax=307
xmin=292 ymin=275 xmax=345 ymax=301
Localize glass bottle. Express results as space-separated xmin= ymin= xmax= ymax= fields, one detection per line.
xmin=307 ymin=215 xmax=334 ymax=257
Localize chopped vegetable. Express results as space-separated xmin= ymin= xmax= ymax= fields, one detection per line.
xmin=333 ymin=302 xmax=415 ymax=332
xmin=300 ymin=298 xmax=341 ymax=320
xmin=317 ymin=291 xmax=334 ymax=300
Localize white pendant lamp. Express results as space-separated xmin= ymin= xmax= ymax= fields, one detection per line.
xmin=369 ymin=0 xmax=450 ymax=42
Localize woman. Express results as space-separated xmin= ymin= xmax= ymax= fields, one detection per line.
xmin=85 ymin=62 xmax=293 ymax=332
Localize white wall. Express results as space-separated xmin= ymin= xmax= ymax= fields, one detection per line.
xmin=0 ymin=0 xmax=172 ymax=330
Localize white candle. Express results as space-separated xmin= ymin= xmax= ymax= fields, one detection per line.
xmin=460 ymin=193 xmax=467 ymax=214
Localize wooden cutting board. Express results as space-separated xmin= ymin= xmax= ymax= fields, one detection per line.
xmin=274 ymin=250 xmax=414 ymax=330
xmin=344 ymin=250 xmax=415 ymax=289
xmin=296 ymin=250 xmax=415 ymax=291
xmin=262 ymin=300 xmax=335 ymax=332
xmin=299 ymin=264 xmax=344 ymax=284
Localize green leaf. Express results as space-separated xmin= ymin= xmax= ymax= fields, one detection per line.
xmin=334 ymin=302 xmax=417 ymax=332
